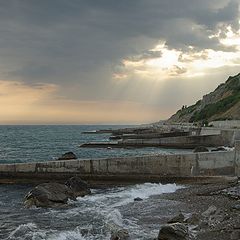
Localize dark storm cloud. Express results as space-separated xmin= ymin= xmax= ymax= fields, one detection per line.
xmin=0 ymin=0 xmax=239 ymax=89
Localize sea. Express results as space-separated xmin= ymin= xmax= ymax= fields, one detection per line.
xmin=0 ymin=125 xmax=187 ymax=239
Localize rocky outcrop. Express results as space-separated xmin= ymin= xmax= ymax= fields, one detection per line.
xmin=166 ymin=72 xmax=240 ymax=123
xmin=58 ymin=152 xmax=77 ymax=160
xmin=24 ymin=177 xmax=91 ymax=208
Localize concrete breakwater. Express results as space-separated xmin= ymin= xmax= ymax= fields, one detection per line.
xmin=0 ymin=141 xmax=240 ymax=184
xmin=80 ymin=128 xmax=240 ymax=149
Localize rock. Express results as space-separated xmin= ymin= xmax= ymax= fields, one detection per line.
xmin=231 ymin=230 xmax=240 ymax=240
xmin=134 ymin=197 xmax=143 ymax=201
xmin=193 ymin=146 xmax=209 ymax=153
xmin=221 ymin=185 xmax=240 ymax=199
xmin=158 ymin=223 xmax=189 ymax=240
xmin=24 ymin=182 xmax=76 ymax=208
xmin=58 ymin=151 xmax=77 ymax=160
xmin=109 ymin=135 xmax=122 ymax=140
xmin=211 ymin=147 xmax=226 ymax=152
xmin=201 ymin=205 xmax=217 ymax=218
xmin=207 ymin=209 xmax=226 ymax=227
xmin=110 ymin=229 xmax=130 ymax=240
xmin=65 ymin=176 xmax=91 ymax=197
xmin=184 ymin=213 xmax=200 ymax=225
xmin=168 ymin=213 xmax=185 ymax=223
xmin=231 ymin=204 xmax=240 ymax=210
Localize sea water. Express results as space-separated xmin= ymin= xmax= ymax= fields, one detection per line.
xmin=0 ymin=125 xmax=189 ymax=163
xmin=0 ymin=125 xmax=186 ymax=239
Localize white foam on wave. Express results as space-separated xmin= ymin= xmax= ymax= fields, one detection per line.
xmin=78 ymin=182 xmax=183 ymax=207
xmin=47 ymin=225 xmax=110 ymax=240
xmin=105 ymin=208 xmax=124 ymax=234
xmin=34 ymin=183 xmax=183 ymax=240
xmin=223 ymin=146 xmax=234 ymax=151
xmin=7 ymin=223 xmax=46 ymax=240
xmin=49 ymin=230 xmax=86 ymax=240
xmin=8 ymin=224 xmax=101 ymax=240
xmin=106 ymin=209 xmax=123 ymax=227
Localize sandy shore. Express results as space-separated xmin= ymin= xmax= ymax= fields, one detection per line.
xmin=157 ymin=181 xmax=240 ymax=239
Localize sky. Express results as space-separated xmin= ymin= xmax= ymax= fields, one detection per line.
xmin=0 ymin=0 xmax=240 ymax=124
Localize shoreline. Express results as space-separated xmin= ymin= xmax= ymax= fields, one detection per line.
xmin=0 ymin=176 xmax=239 ymax=239
xmin=156 ymin=181 xmax=240 ymax=239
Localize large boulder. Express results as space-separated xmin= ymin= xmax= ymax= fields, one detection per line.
xmin=65 ymin=176 xmax=91 ymax=197
xmin=58 ymin=151 xmax=77 ymax=160
xmin=24 ymin=182 xmax=76 ymax=208
xmin=193 ymin=146 xmax=209 ymax=153
xmin=158 ymin=223 xmax=189 ymax=240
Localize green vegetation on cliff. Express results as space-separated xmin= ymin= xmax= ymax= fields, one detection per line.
xmin=168 ymin=73 xmax=240 ymax=123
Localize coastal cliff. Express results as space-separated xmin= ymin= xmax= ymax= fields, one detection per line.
xmin=167 ymin=72 xmax=240 ymax=124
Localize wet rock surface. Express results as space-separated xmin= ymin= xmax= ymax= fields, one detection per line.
xmin=24 ymin=177 xmax=91 ymax=208
xmin=24 ymin=182 xmax=76 ymax=208
xmin=65 ymin=176 xmax=91 ymax=197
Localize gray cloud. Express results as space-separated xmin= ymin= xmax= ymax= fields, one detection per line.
xmin=0 ymin=0 xmax=239 ymax=104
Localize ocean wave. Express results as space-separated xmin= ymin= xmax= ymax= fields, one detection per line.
xmin=78 ymin=182 xmax=183 ymax=207
xmin=48 ymin=230 xmax=87 ymax=240
xmin=7 ymin=223 xmax=46 ymax=240
xmin=6 ymin=183 xmax=182 ymax=240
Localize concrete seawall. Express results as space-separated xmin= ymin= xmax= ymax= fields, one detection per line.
xmin=1 ymin=142 xmax=239 ymax=184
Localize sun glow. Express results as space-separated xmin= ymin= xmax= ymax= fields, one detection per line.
xmin=113 ymin=22 xmax=240 ymax=81
xmin=0 ymin=80 xmax=163 ymax=124
xmin=219 ymin=25 xmax=240 ymax=47
xmin=146 ymin=47 xmax=181 ymax=69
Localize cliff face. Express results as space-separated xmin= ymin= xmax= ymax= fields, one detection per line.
xmin=167 ymin=72 xmax=240 ymax=123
